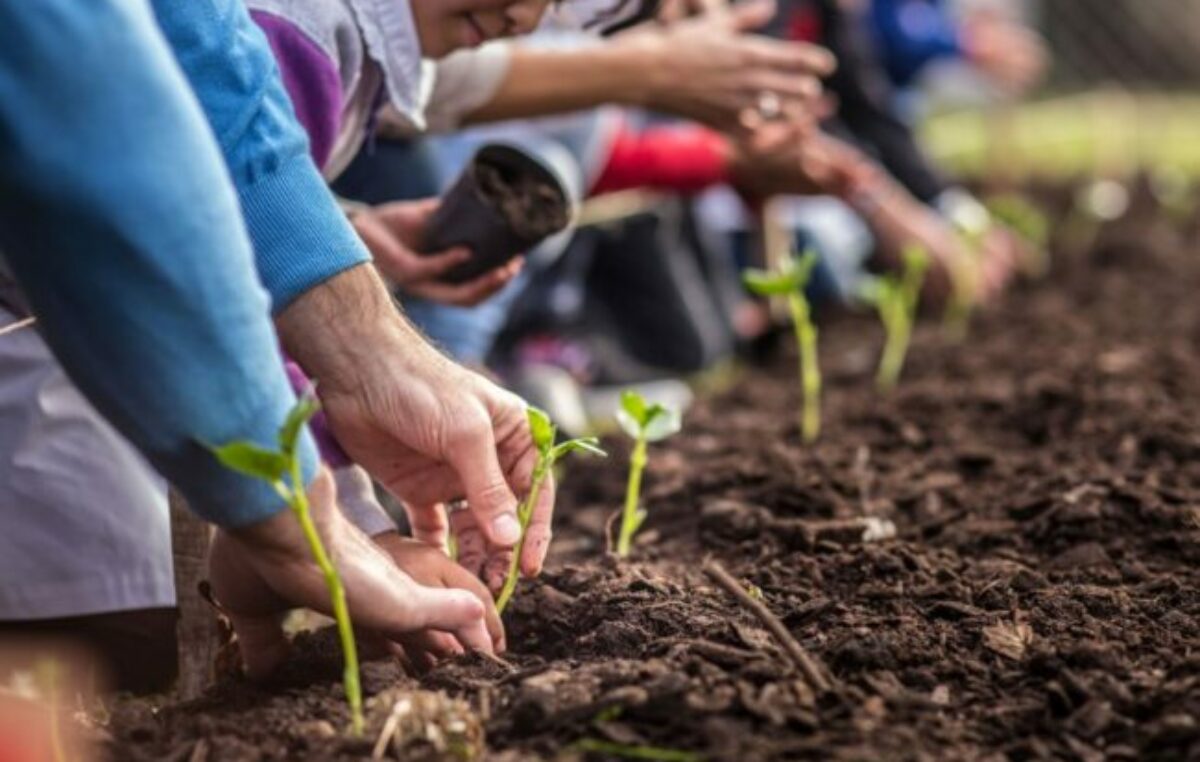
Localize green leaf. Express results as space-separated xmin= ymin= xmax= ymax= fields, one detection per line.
xmin=856 ymin=277 xmax=885 ymax=305
xmin=742 ymin=268 xmax=796 ymax=296
xmin=212 ymin=441 xmax=288 ymax=483
xmin=550 ymin=437 xmax=607 ymax=461
xmin=620 ymin=390 xmax=647 ymax=425
xmin=744 ymin=250 xmax=820 ymax=296
xmin=794 ymin=249 xmax=820 ymax=287
xmin=278 ymin=390 xmax=320 ymax=457
xmin=615 ymin=407 xmax=640 ymax=440
xmin=641 ymin=404 xmax=682 ymax=443
xmin=526 ymin=406 xmax=556 ymax=453
xmin=901 ymin=244 xmax=931 ymax=275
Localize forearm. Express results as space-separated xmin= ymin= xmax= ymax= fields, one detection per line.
xmin=0 ymin=0 xmax=316 ymax=527
xmin=464 ymin=41 xmax=655 ymax=125
xmin=276 ymin=263 xmax=451 ymax=395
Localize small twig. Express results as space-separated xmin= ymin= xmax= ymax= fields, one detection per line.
xmin=188 ymin=739 xmax=210 ymax=762
xmin=604 ymin=508 xmax=621 ymax=555
xmin=496 ymin=662 xmax=553 ymax=686
xmin=473 ymin=649 xmax=516 ymax=673
xmin=703 ymin=560 xmax=832 ymax=694
xmin=0 ymin=316 xmax=36 ymax=338
xmin=371 ymin=698 xmax=406 ymax=760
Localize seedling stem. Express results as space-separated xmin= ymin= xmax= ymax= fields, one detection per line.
xmin=789 ymin=289 xmax=821 ymax=442
xmin=743 ymin=250 xmax=822 ymax=442
xmin=495 ymin=407 xmax=605 ymax=614
xmin=280 ymin=456 xmax=363 ymax=736
xmin=614 ymin=391 xmax=681 ymax=557
xmin=863 ymin=246 xmax=931 ymax=392
xmin=212 ymin=393 xmax=363 ymax=735
xmin=494 ymin=457 xmax=550 ymax=615
xmin=618 ymin=438 xmax=647 ymax=556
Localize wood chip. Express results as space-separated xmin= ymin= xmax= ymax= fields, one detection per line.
xmin=983 ymin=621 xmax=1034 ymax=661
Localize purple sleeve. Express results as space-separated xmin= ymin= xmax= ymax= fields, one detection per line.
xmin=284 ymin=359 xmax=352 ymax=468
xmin=249 ymin=11 xmax=343 ymax=170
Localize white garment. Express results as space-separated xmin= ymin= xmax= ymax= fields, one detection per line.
xmin=0 ymin=306 xmax=173 ymax=619
xmin=0 ymin=310 xmax=394 ymax=619
xmin=344 ymin=0 xmax=433 ymax=129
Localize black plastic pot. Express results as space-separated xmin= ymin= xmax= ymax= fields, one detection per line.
xmin=422 ymin=143 xmax=574 ymax=284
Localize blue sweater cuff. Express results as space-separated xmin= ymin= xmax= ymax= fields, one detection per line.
xmin=180 ymin=392 xmax=322 ymax=528
xmin=239 ymin=152 xmax=370 ymax=313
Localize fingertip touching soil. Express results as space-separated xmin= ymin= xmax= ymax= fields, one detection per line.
xmin=107 ymin=197 xmax=1200 ymax=761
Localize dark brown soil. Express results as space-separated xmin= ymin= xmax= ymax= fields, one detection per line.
xmin=476 ymin=159 xmax=568 ymax=240
xmin=107 ymin=207 xmax=1200 ymax=761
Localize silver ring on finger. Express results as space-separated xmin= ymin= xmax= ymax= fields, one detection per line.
xmin=447 ymin=498 xmax=469 ymax=514
xmin=756 ymin=91 xmax=783 ymax=121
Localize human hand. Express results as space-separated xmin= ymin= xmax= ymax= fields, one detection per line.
xmin=902 ymin=215 xmax=1018 ymax=307
xmin=975 ymin=224 xmax=1022 ymax=299
xmin=353 ymin=199 xmax=524 ymax=307
xmin=373 ymin=531 xmax=505 ymax=659
xmin=208 ymin=468 xmax=494 ymax=680
xmin=963 ymin=11 xmax=1048 ymax=94
xmin=277 ymin=267 xmax=556 ymax=593
xmin=656 ymin=0 xmax=731 ymax=23
xmin=731 ymin=127 xmax=874 ymax=200
xmin=618 ymin=0 xmax=835 ymax=133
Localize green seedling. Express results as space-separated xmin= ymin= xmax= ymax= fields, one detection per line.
xmin=743 ymin=250 xmax=822 ymax=442
xmin=941 ymin=195 xmax=992 ymax=342
xmin=986 ymin=192 xmax=1051 ymax=278
xmin=495 ymin=407 xmax=605 ymax=614
xmin=211 ymin=393 xmax=364 ymax=736
xmin=860 ymin=245 xmax=931 ymax=392
xmin=942 ymin=238 xmax=983 ymax=343
xmin=613 ymin=390 xmax=682 ymax=557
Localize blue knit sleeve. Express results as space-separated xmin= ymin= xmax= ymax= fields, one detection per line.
xmin=0 ymin=0 xmax=318 ymax=526
xmin=149 ymin=0 xmax=370 ymax=312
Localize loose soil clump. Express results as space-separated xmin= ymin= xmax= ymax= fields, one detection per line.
xmin=107 ymin=209 xmax=1200 ymax=760
xmin=476 ymin=159 xmax=568 ymax=241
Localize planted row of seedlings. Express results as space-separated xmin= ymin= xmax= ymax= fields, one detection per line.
xmin=209 ymin=210 xmax=1050 ymax=737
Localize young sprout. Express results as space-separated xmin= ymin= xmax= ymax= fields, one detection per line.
xmin=613 ymin=390 xmax=682 ymax=557
xmin=942 ymin=239 xmax=984 ymax=343
xmin=860 ymin=245 xmax=931 ymax=392
xmin=941 ymin=195 xmax=991 ymax=342
xmin=986 ymin=192 xmax=1051 ymax=278
xmin=494 ymin=407 xmax=605 ymax=614
xmin=743 ymin=250 xmax=822 ymax=443
xmin=211 ymin=393 xmax=364 ymax=736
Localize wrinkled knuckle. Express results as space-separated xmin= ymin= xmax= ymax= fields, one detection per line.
xmin=474 ymin=480 xmax=513 ymax=513
xmin=445 ymin=406 xmax=492 ymax=448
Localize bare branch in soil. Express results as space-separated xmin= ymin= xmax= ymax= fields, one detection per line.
xmin=703 ymin=560 xmax=833 ymax=694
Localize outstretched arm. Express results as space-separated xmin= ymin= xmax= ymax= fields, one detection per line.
xmin=0 ymin=0 xmax=318 ymax=526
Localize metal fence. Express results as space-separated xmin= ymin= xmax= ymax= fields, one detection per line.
xmin=924 ymin=1 xmax=1200 ymax=178
xmin=1036 ymin=0 xmax=1200 ymax=91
